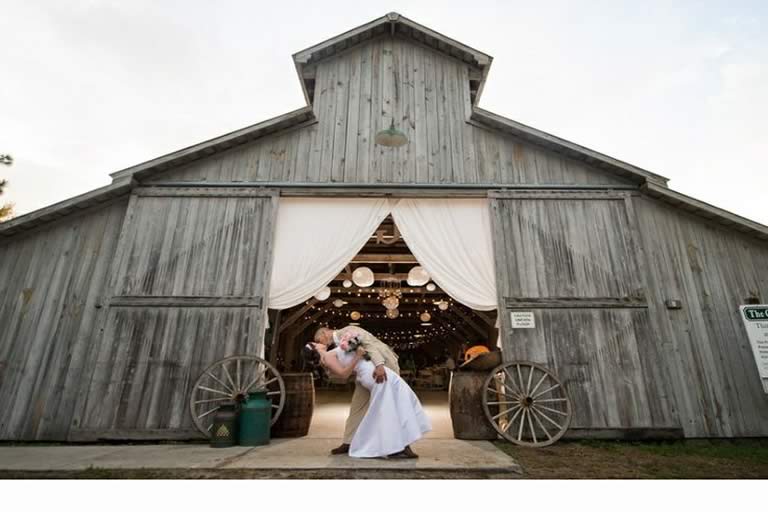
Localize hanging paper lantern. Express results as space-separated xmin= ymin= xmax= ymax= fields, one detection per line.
xmin=420 ymin=312 xmax=432 ymax=322
xmin=407 ymin=266 xmax=430 ymax=286
xmin=333 ymin=299 xmax=347 ymax=308
xmin=350 ymin=311 xmax=361 ymax=321
xmin=382 ymin=295 xmax=400 ymax=310
xmin=314 ymin=286 xmax=331 ymax=301
xmin=386 ymin=308 xmax=400 ymax=319
xmin=352 ymin=267 xmax=374 ymax=287
xmin=438 ymin=300 xmax=449 ymax=311
xmin=426 ymin=282 xmax=436 ymax=292
xmin=342 ymin=279 xmax=353 ymax=288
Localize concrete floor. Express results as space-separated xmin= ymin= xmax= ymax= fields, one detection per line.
xmin=0 ymin=439 xmax=520 ymax=474
xmin=309 ymin=389 xmax=454 ymax=439
xmin=0 ymin=389 xmax=521 ymax=475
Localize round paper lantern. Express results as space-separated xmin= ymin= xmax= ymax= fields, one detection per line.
xmin=333 ymin=299 xmax=346 ymax=308
xmin=426 ymin=282 xmax=436 ymax=292
xmin=352 ymin=267 xmax=374 ymax=287
xmin=407 ymin=266 xmax=430 ymax=286
xmin=420 ymin=312 xmax=431 ymax=322
xmin=342 ymin=279 xmax=353 ymax=288
xmin=350 ymin=311 xmax=361 ymax=321
xmin=382 ymin=295 xmax=400 ymax=310
xmin=386 ymin=308 xmax=400 ymax=319
xmin=438 ymin=301 xmax=449 ymax=311
xmin=313 ymin=286 xmax=331 ymax=301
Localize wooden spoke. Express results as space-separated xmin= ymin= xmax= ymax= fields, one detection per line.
xmin=242 ymin=367 xmax=266 ymax=393
xmin=529 ymin=408 xmax=553 ymax=440
xmin=526 ymin=407 xmax=537 ymax=444
xmin=491 ymin=404 xmax=521 ymax=421
xmin=529 ymin=372 xmax=548 ymax=397
xmin=525 ymin=365 xmax=535 ymax=395
xmin=502 ymin=368 xmax=522 ymax=395
xmin=531 ymin=406 xmax=562 ymax=430
xmin=190 ymin=355 xmax=285 ymax=438
xmin=198 ymin=385 xmax=231 ymax=398
xmin=515 ymin=364 xmax=525 ymax=395
xmin=221 ymin=364 xmax=237 ymax=393
xmin=503 ymin=382 xmax=523 ymax=399
xmin=197 ymin=407 xmax=219 ymax=420
xmin=533 ymin=382 xmax=561 ymax=400
xmin=534 ymin=404 xmax=569 ymax=416
xmin=482 ymin=361 xmax=572 ymax=448
xmin=517 ymin=408 xmax=527 ymax=441
xmin=205 ymin=371 xmax=234 ymax=394
xmin=502 ymin=407 xmax=524 ymax=433
xmin=193 ymin=397 xmax=230 ymax=405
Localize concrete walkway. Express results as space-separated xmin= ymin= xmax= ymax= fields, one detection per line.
xmin=0 ymin=439 xmax=521 ymax=475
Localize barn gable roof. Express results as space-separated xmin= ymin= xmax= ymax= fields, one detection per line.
xmin=292 ymin=12 xmax=493 ymax=106
xmin=1 ymin=12 xmax=767 ymax=242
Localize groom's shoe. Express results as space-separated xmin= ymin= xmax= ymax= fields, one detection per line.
xmin=330 ymin=443 xmax=350 ymax=455
xmin=401 ymin=445 xmax=419 ymax=459
xmin=387 ymin=446 xmax=419 ymax=459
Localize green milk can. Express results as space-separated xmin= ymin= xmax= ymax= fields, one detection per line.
xmin=238 ymin=390 xmax=271 ymax=446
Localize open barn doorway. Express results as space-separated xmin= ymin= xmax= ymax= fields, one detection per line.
xmin=265 ymin=214 xmax=499 ymax=439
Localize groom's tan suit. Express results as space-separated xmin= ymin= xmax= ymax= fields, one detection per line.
xmin=333 ymin=326 xmax=400 ymax=444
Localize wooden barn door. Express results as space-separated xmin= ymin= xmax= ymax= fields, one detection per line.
xmin=489 ymin=190 xmax=677 ymax=435
xmin=71 ymin=187 xmax=278 ymax=440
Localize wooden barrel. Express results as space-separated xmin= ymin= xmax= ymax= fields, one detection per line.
xmin=449 ymin=371 xmax=498 ymax=440
xmin=270 ymin=372 xmax=315 ymax=438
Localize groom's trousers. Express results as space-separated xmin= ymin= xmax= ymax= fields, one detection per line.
xmin=342 ymin=360 xmax=401 ymax=444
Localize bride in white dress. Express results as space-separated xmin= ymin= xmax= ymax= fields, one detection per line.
xmin=313 ymin=343 xmax=432 ymax=458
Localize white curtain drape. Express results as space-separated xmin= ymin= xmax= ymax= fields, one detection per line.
xmin=391 ymin=198 xmax=498 ymax=312
xmin=268 ymin=197 xmax=391 ymax=310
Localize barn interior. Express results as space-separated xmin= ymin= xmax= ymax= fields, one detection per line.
xmin=264 ymin=215 xmax=499 ymax=437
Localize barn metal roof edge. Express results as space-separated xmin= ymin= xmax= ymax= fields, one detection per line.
xmin=469 ymin=108 xmax=670 ymax=186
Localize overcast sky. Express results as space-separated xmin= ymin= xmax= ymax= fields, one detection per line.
xmin=1 ymin=1 xmax=766 ymax=224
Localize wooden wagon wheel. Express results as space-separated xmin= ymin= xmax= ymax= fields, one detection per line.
xmin=189 ymin=355 xmax=285 ymax=437
xmin=482 ymin=361 xmax=572 ymax=447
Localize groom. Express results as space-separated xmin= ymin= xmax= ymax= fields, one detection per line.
xmin=313 ymin=325 xmax=417 ymax=458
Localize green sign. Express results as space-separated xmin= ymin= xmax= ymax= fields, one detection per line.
xmin=743 ymin=307 xmax=768 ymax=321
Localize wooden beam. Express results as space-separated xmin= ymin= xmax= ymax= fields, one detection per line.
xmin=278 ymin=299 xmax=318 ymax=333
xmin=333 ymin=272 xmax=411 ymax=282
xmin=351 ymin=254 xmax=418 ymax=263
xmin=451 ymin=306 xmax=491 ymax=335
xmin=292 ymin=306 xmax=332 ymax=334
xmin=268 ymin=310 xmax=282 ymax=366
xmin=473 ymin=310 xmax=496 ymax=326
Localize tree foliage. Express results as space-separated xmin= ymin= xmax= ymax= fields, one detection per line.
xmin=0 ymin=154 xmax=14 ymax=222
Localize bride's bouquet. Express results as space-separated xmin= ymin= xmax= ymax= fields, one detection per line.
xmin=338 ymin=331 xmax=372 ymax=361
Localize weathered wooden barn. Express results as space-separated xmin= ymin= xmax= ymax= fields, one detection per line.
xmin=1 ymin=13 xmax=767 ymax=442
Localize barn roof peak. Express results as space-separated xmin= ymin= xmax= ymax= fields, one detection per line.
xmin=292 ymin=12 xmax=493 ymax=106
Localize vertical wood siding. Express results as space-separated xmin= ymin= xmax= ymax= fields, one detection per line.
xmin=0 ymin=199 xmax=128 ymax=440
xmin=490 ymin=193 xmax=679 ymax=431
xmin=146 ymin=37 xmax=633 ymax=187
xmin=634 ymin=196 xmax=768 ymax=437
xmin=72 ymin=190 xmax=278 ymax=439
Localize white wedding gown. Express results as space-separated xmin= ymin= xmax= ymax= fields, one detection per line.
xmin=332 ymin=348 xmax=432 ymax=458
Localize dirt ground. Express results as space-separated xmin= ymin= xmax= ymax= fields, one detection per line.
xmin=496 ymin=439 xmax=768 ymax=479
xmin=1 ymin=439 xmax=766 ymax=479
